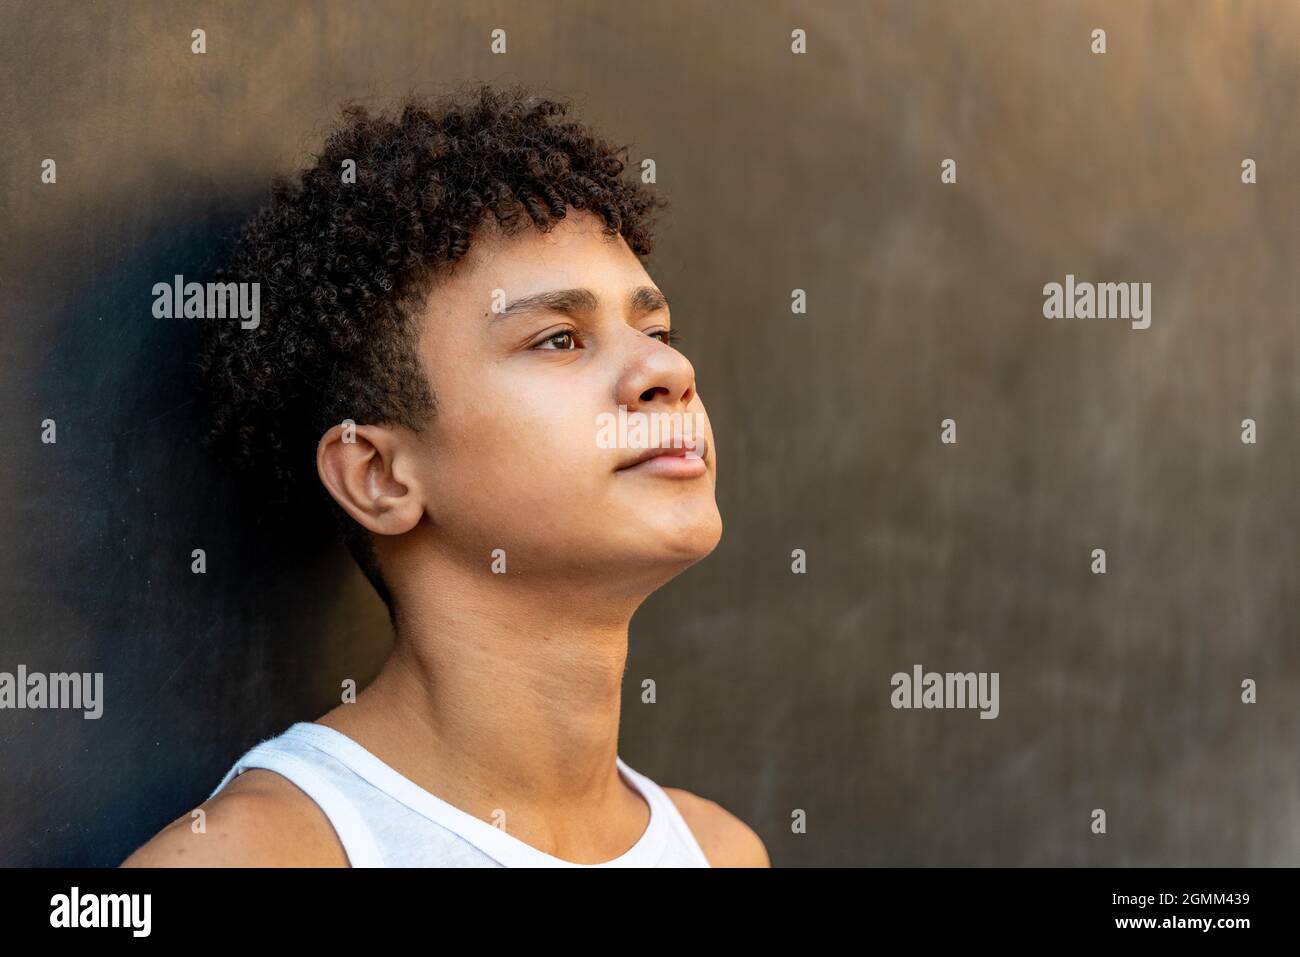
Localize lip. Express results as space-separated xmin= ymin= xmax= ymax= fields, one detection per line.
xmin=615 ymin=434 xmax=709 ymax=477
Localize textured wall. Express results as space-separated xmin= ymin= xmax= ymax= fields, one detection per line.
xmin=0 ymin=0 xmax=1296 ymax=866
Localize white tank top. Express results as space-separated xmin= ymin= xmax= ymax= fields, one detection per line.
xmin=208 ymin=722 xmax=712 ymax=868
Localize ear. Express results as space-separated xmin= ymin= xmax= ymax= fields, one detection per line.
xmin=316 ymin=422 xmax=425 ymax=537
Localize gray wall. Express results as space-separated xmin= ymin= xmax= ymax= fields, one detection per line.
xmin=0 ymin=0 xmax=1296 ymax=866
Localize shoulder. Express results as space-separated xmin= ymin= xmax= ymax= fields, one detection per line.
xmin=120 ymin=769 xmax=349 ymax=867
xmin=661 ymin=787 xmax=770 ymax=867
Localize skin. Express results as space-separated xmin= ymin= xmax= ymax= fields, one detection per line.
xmin=124 ymin=209 xmax=769 ymax=867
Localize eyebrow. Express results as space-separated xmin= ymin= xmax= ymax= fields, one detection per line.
xmin=493 ymin=285 xmax=669 ymax=322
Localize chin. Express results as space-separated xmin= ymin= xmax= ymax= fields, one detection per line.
xmin=643 ymin=503 xmax=724 ymax=565
xmin=587 ymin=513 xmax=721 ymax=599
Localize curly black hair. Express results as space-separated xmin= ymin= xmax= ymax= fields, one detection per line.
xmin=196 ymin=81 xmax=668 ymax=617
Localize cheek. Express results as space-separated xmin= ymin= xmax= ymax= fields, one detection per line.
xmin=479 ymin=382 xmax=609 ymax=478
xmin=420 ymin=371 xmax=613 ymax=526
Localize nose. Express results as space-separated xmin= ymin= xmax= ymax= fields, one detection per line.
xmin=616 ymin=332 xmax=698 ymax=413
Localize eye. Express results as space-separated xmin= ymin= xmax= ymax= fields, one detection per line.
xmin=649 ymin=328 xmax=682 ymax=347
xmin=533 ymin=329 xmax=582 ymax=350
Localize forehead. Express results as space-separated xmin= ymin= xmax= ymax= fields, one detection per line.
xmin=434 ymin=210 xmax=649 ymax=306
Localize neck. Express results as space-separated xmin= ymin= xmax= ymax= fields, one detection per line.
xmin=317 ymin=542 xmax=657 ymax=859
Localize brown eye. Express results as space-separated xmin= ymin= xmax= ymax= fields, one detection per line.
xmin=649 ymin=328 xmax=682 ymax=346
xmin=534 ymin=330 xmax=579 ymax=350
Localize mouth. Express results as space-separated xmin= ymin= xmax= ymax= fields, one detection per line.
xmin=615 ymin=433 xmax=709 ymax=478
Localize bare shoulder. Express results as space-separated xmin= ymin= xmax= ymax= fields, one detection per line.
xmin=120 ymin=769 xmax=348 ymax=868
xmin=662 ymin=787 xmax=770 ymax=867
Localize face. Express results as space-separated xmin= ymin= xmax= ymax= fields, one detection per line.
xmin=405 ymin=210 xmax=722 ymax=589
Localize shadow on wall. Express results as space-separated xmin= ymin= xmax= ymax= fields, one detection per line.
xmin=0 ymin=184 xmax=392 ymax=867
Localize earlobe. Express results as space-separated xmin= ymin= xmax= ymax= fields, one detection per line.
xmin=316 ymin=423 xmax=424 ymax=537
